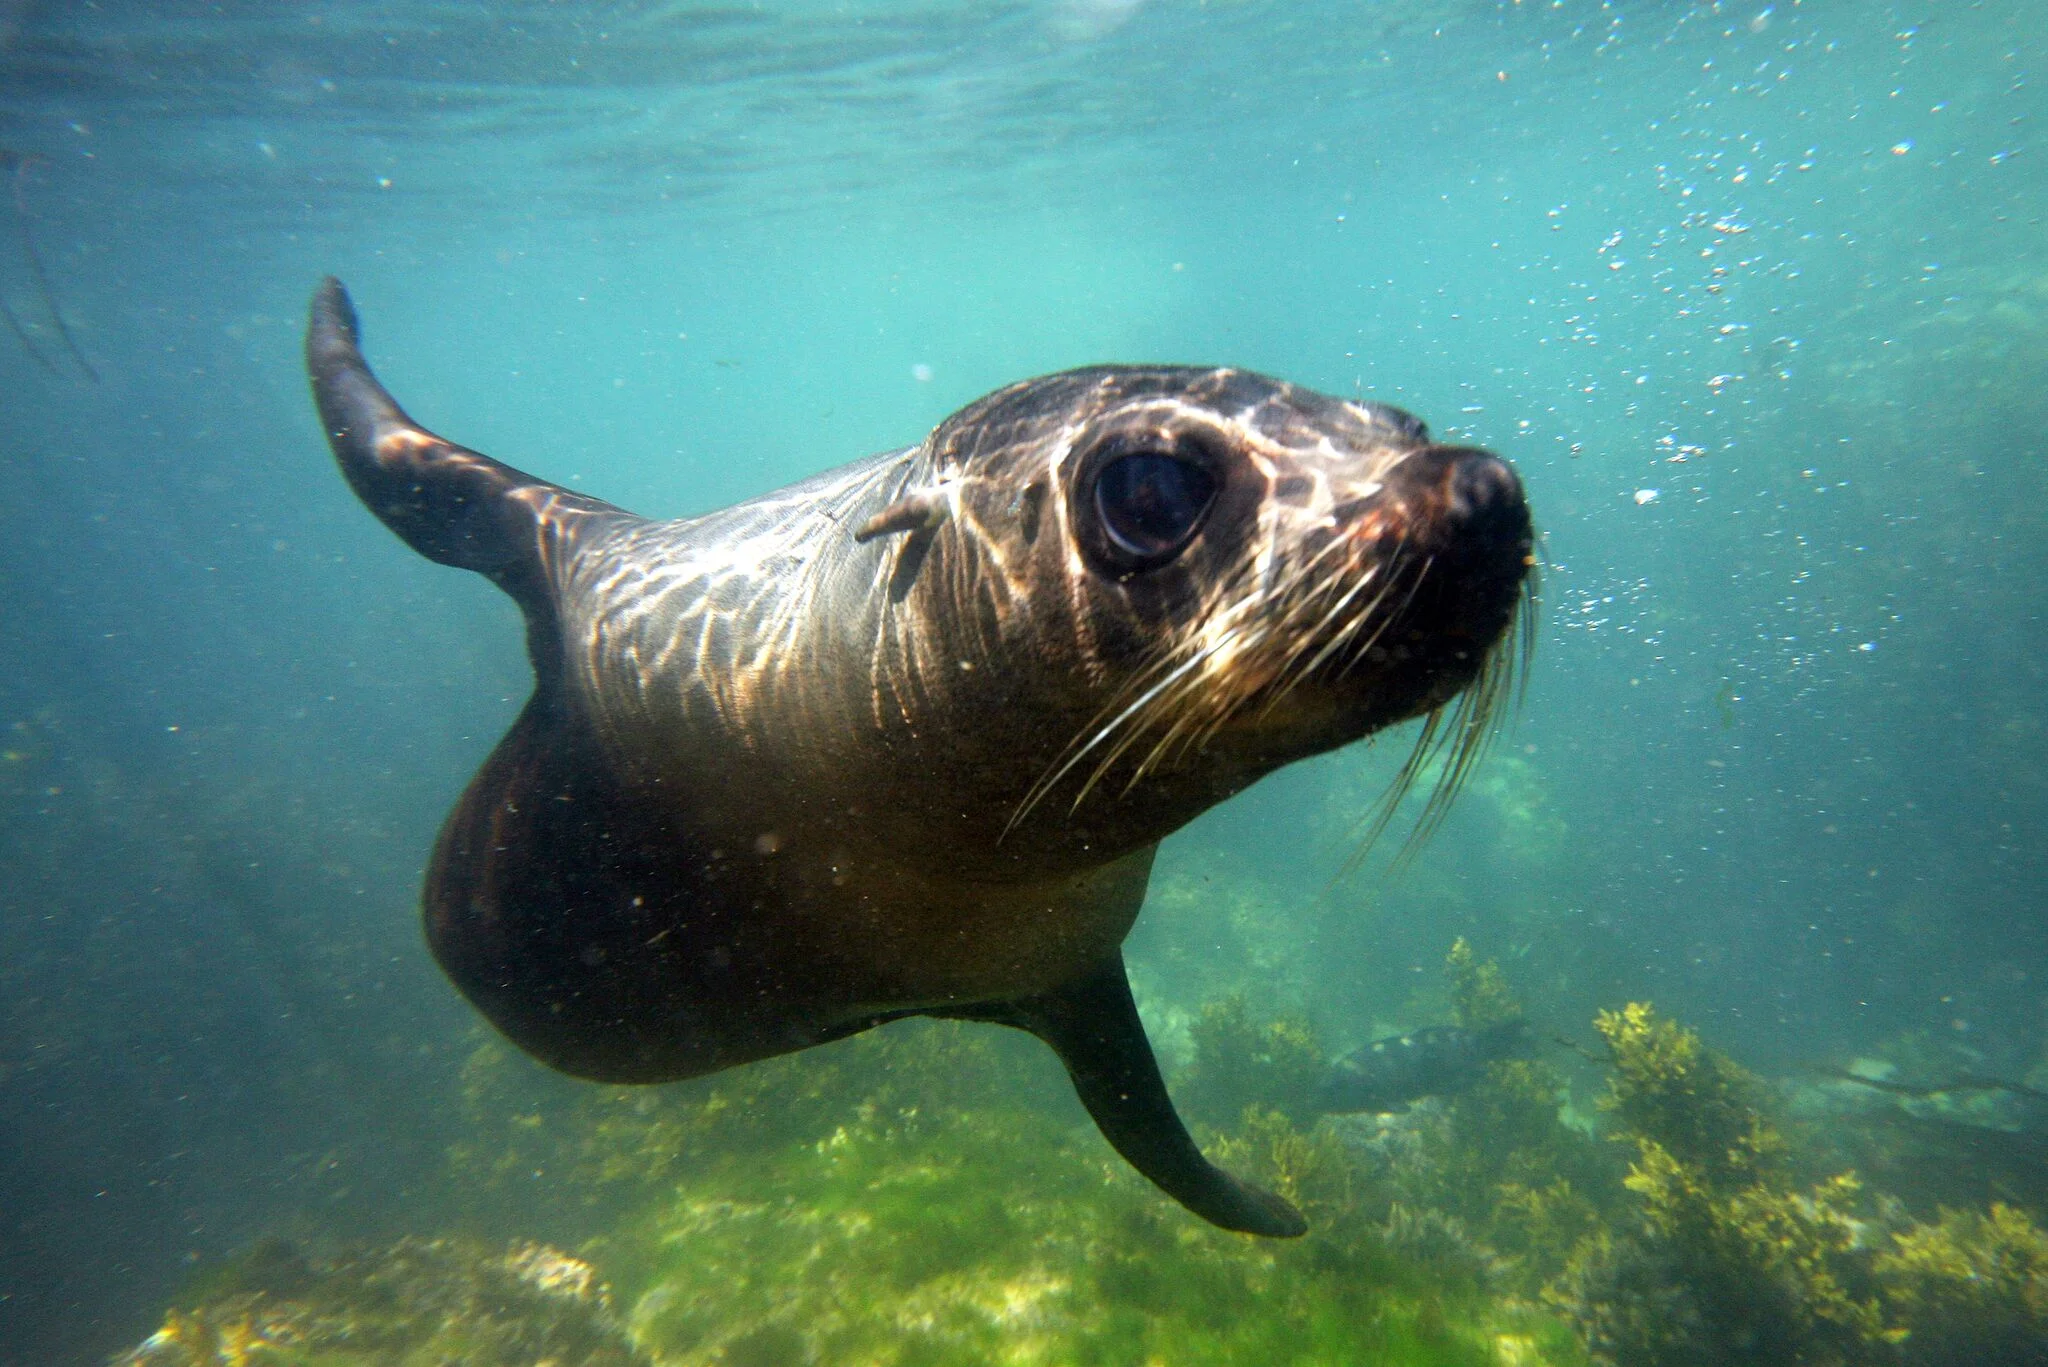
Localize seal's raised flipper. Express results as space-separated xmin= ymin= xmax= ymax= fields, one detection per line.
xmin=307 ymin=277 xmax=625 ymax=620
xmin=307 ymin=278 xmax=707 ymax=1086
xmin=945 ymin=958 xmax=1308 ymax=1238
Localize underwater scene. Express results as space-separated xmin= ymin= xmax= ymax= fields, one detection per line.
xmin=2 ymin=1 xmax=2045 ymax=1363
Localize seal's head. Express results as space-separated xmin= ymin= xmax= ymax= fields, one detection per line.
xmin=911 ymin=367 xmax=1533 ymax=844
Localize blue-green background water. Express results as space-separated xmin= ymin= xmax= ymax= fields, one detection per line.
xmin=0 ymin=1 xmax=2042 ymax=1361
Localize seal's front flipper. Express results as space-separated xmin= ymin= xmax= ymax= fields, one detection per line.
xmin=306 ymin=277 xmax=625 ymax=617
xmin=954 ymin=959 xmax=1308 ymax=1238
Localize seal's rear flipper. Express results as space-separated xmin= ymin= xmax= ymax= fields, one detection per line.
xmin=948 ymin=959 xmax=1308 ymax=1238
xmin=306 ymin=277 xmax=625 ymax=621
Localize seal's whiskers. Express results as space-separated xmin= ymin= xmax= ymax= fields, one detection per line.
xmin=1115 ymin=534 xmax=1395 ymax=794
xmin=1072 ymin=615 xmax=1256 ymax=807
xmin=1006 ymin=640 xmax=1218 ymax=834
xmin=1107 ymin=562 xmax=1299 ymax=787
xmin=1261 ymin=541 xmax=1413 ymax=714
xmin=1060 ymin=530 xmax=1422 ymax=812
xmin=1345 ymin=565 xmax=1534 ymax=871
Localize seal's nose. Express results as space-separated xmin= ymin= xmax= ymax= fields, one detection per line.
xmin=1374 ymin=445 xmax=1532 ymax=665
xmin=1385 ymin=445 xmax=1529 ymax=556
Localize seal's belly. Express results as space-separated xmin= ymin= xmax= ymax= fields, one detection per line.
xmin=563 ymin=661 xmax=1152 ymax=1012
xmin=771 ymin=844 xmax=1155 ymax=1010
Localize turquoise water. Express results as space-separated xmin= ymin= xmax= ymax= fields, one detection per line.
xmin=1 ymin=2 xmax=2043 ymax=1362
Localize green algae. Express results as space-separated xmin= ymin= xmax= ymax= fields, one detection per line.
xmin=614 ymin=1100 xmax=1581 ymax=1367
xmin=440 ymin=965 xmax=1590 ymax=1366
xmin=447 ymin=1012 xmax=1074 ymax=1238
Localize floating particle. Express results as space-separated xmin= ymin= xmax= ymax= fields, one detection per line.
xmin=1633 ymin=489 xmax=1661 ymax=506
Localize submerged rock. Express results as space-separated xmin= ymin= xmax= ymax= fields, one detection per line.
xmin=113 ymin=1236 xmax=646 ymax=1367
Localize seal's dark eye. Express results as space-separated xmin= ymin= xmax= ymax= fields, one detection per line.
xmin=1094 ymin=451 xmax=1217 ymax=565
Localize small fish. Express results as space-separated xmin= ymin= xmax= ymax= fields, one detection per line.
xmin=1316 ymin=1018 xmax=1535 ymax=1114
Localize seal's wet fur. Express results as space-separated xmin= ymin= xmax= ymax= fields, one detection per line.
xmin=307 ymin=278 xmax=1532 ymax=1237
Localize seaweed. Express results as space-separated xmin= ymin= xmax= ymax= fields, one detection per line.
xmin=1379 ymin=1203 xmax=1511 ymax=1291
xmin=1178 ymin=992 xmax=1327 ymax=1127
xmin=432 ymin=979 xmax=1589 ymax=1364
xmin=116 ymin=962 xmax=2048 ymax=1365
xmin=1540 ymin=1000 xmax=2048 ymax=1366
xmin=1446 ymin=935 xmax=1525 ymax=1031
xmin=1345 ymin=944 xmax=1617 ymax=1295
xmin=1593 ymin=1001 xmax=1783 ymax=1188
xmin=1876 ymin=1203 xmax=2048 ymax=1367
xmin=1550 ymin=1003 xmax=1893 ymax=1366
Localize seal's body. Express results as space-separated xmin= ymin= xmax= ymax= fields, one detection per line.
xmin=307 ymin=278 xmax=1532 ymax=1237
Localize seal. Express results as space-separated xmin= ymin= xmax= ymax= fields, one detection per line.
xmin=306 ymin=277 xmax=1532 ymax=1237
xmin=1317 ymin=1020 xmax=1537 ymax=1114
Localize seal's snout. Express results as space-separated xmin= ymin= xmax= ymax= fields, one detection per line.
xmin=1384 ymin=444 xmax=1529 ymax=556
xmin=1380 ymin=446 xmax=1532 ymax=630
xmin=1320 ymin=442 xmax=1531 ymax=719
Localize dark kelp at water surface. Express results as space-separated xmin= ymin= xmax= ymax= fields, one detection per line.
xmin=303 ymin=275 xmax=1534 ymax=1238
xmin=0 ymin=147 xmax=95 ymax=384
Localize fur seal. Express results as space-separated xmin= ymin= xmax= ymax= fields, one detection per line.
xmin=1317 ymin=1020 xmax=1537 ymax=1114
xmin=306 ymin=277 xmax=1532 ymax=1237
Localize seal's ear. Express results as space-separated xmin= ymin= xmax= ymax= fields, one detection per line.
xmin=938 ymin=957 xmax=1308 ymax=1238
xmin=306 ymin=277 xmax=626 ymax=622
xmin=852 ymin=488 xmax=950 ymax=543
xmin=854 ymin=487 xmax=952 ymax=602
